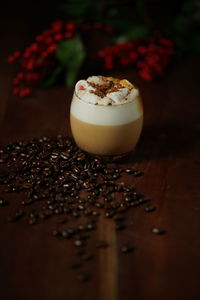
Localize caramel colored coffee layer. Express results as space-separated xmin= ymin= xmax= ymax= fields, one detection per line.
xmin=70 ymin=114 xmax=143 ymax=155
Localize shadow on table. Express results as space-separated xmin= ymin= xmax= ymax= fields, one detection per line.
xmin=123 ymin=121 xmax=200 ymax=163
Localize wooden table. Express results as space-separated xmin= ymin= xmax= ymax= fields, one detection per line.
xmin=1 ymin=5 xmax=200 ymax=300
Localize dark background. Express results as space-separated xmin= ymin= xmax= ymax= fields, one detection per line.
xmin=0 ymin=2 xmax=200 ymax=300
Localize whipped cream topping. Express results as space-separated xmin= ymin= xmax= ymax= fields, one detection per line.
xmin=75 ymin=76 xmax=139 ymax=106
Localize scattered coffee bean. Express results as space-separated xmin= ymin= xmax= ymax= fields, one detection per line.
xmin=82 ymin=254 xmax=94 ymax=261
xmin=0 ymin=198 xmax=8 ymax=206
xmin=145 ymin=205 xmax=156 ymax=213
xmin=116 ymin=223 xmax=126 ymax=230
xmin=77 ymin=272 xmax=91 ymax=283
xmin=152 ymin=227 xmax=166 ymax=235
xmin=121 ymin=245 xmax=134 ymax=253
xmin=0 ymin=136 xmax=159 ymax=283
xmin=52 ymin=230 xmax=61 ymax=237
xmin=74 ymin=240 xmax=84 ymax=247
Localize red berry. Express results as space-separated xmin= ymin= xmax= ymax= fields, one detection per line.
xmin=129 ymin=51 xmax=138 ymax=61
xmin=139 ymin=68 xmax=153 ymax=81
xmin=23 ymin=50 xmax=31 ymax=58
xmin=36 ymin=35 xmax=44 ymax=42
xmin=43 ymin=30 xmax=52 ymax=36
xmin=105 ymin=55 xmax=113 ymax=69
xmin=47 ymin=44 xmax=57 ymax=53
xmin=12 ymin=87 xmax=20 ymax=95
xmin=137 ymin=46 xmax=147 ymax=54
xmin=52 ymin=21 xmax=64 ymax=32
xmin=98 ymin=50 xmax=106 ymax=57
xmin=103 ymin=25 xmax=113 ymax=33
xmin=7 ymin=56 xmax=15 ymax=63
xmin=41 ymin=51 xmax=49 ymax=58
xmin=29 ymin=43 xmax=39 ymax=51
xmin=13 ymin=51 xmax=21 ymax=58
xmin=17 ymin=72 xmax=24 ymax=80
xmin=12 ymin=78 xmax=19 ymax=85
xmin=65 ymin=32 xmax=73 ymax=39
xmin=25 ymin=59 xmax=35 ymax=70
xmin=120 ymin=56 xmax=130 ymax=65
xmin=66 ymin=22 xmax=75 ymax=31
xmin=44 ymin=37 xmax=53 ymax=44
xmin=94 ymin=23 xmax=102 ymax=30
xmin=19 ymin=87 xmax=32 ymax=97
xmin=53 ymin=33 xmax=63 ymax=41
xmin=159 ymin=38 xmax=173 ymax=47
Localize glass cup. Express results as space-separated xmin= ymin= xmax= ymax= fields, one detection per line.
xmin=70 ymin=89 xmax=143 ymax=159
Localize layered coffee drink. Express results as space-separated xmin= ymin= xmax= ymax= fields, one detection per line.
xmin=70 ymin=76 xmax=143 ymax=157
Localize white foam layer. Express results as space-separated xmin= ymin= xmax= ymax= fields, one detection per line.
xmin=70 ymin=93 xmax=143 ymax=126
xmin=75 ymin=76 xmax=139 ymax=106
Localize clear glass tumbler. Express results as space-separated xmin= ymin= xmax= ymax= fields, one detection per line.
xmin=70 ymin=87 xmax=143 ymax=159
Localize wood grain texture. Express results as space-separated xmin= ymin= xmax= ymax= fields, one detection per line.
xmin=0 ymin=5 xmax=200 ymax=300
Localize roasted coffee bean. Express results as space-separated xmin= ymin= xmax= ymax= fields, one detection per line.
xmin=0 ymin=198 xmax=8 ymax=206
xmin=82 ymin=254 xmax=94 ymax=261
xmin=77 ymin=272 xmax=91 ymax=282
xmin=105 ymin=210 xmax=115 ymax=218
xmin=7 ymin=210 xmax=25 ymax=222
xmin=52 ymin=230 xmax=61 ymax=237
xmin=145 ymin=205 xmax=156 ymax=212
xmin=124 ymin=168 xmax=135 ymax=174
xmin=121 ymin=245 xmax=134 ymax=253
xmin=116 ymin=223 xmax=126 ymax=230
xmin=29 ymin=218 xmax=37 ymax=225
xmin=21 ymin=199 xmax=34 ymax=206
xmin=152 ymin=227 xmax=166 ymax=235
xmin=0 ymin=135 xmax=156 ymax=283
xmin=134 ymin=170 xmax=144 ymax=177
xmin=74 ymin=240 xmax=84 ymax=247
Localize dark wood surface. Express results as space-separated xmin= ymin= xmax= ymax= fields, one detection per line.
xmin=1 ymin=5 xmax=200 ymax=300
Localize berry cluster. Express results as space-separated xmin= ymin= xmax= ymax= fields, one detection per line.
xmin=7 ymin=21 xmax=76 ymax=97
xmin=97 ymin=35 xmax=174 ymax=81
xmin=8 ymin=21 xmax=113 ymax=97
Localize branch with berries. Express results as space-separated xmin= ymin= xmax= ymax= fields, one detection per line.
xmin=7 ymin=0 xmax=199 ymax=97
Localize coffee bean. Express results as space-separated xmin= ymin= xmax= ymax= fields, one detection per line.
xmin=82 ymin=254 xmax=94 ymax=261
xmin=0 ymin=198 xmax=8 ymax=206
xmin=74 ymin=240 xmax=84 ymax=247
xmin=77 ymin=272 xmax=91 ymax=283
xmin=116 ymin=223 xmax=126 ymax=230
xmin=124 ymin=168 xmax=135 ymax=174
xmin=152 ymin=228 xmax=166 ymax=235
xmin=145 ymin=205 xmax=156 ymax=212
xmin=0 ymin=135 xmax=156 ymax=283
xmin=121 ymin=245 xmax=134 ymax=253
xmin=7 ymin=210 xmax=25 ymax=222
xmin=29 ymin=218 xmax=37 ymax=225
xmin=52 ymin=230 xmax=61 ymax=237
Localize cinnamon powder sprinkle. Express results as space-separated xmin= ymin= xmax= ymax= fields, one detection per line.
xmin=88 ymin=78 xmax=123 ymax=98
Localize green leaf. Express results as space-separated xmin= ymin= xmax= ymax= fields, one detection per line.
xmin=56 ymin=37 xmax=86 ymax=87
xmin=41 ymin=65 xmax=63 ymax=88
xmin=115 ymin=24 xmax=149 ymax=43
